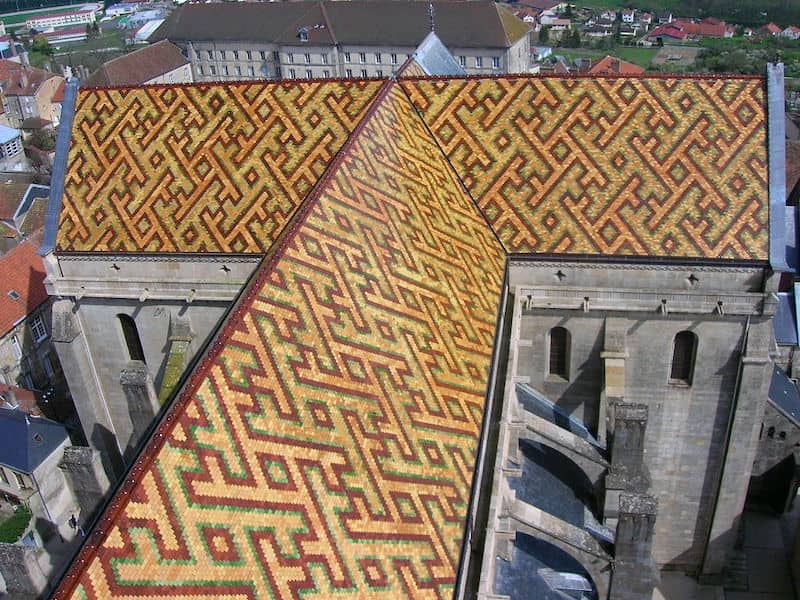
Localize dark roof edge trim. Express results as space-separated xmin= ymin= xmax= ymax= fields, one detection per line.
xmin=454 ymin=263 xmax=510 ymax=598
xmin=508 ymin=253 xmax=767 ymax=269
xmin=769 ymin=62 xmax=789 ymax=272
xmin=50 ymin=79 xmax=394 ymax=600
xmin=40 ymin=78 xmax=78 ymax=256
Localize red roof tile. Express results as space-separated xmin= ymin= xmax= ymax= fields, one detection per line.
xmin=0 ymin=59 xmax=58 ymax=96
xmin=587 ymin=55 xmax=645 ymax=75
xmin=0 ymin=241 xmax=47 ymax=338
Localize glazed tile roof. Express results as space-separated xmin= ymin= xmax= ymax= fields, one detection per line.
xmin=57 ymin=81 xmax=506 ymax=599
xmin=403 ymin=76 xmax=769 ymax=259
xmin=55 ymin=72 xmax=772 ymax=599
xmin=58 ymin=80 xmax=383 ymax=252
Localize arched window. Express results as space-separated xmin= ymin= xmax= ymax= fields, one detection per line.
xmin=548 ymin=327 xmax=569 ymax=379
xmin=669 ymin=330 xmax=696 ymax=385
xmin=118 ymin=314 xmax=145 ymax=363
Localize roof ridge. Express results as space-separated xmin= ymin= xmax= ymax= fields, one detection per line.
xmin=397 ymin=79 xmax=508 ymax=254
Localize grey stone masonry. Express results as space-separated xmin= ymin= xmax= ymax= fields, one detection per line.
xmin=119 ymin=360 xmax=160 ymax=461
xmin=58 ymin=446 xmax=111 ymax=526
xmin=610 ymin=493 xmax=659 ymax=600
xmin=701 ymin=318 xmax=773 ymax=578
xmin=50 ymin=298 xmax=125 ymax=480
xmin=0 ymin=542 xmax=48 ymax=598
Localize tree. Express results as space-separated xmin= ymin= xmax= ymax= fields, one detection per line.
xmin=539 ymin=25 xmax=550 ymax=44
xmin=27 ymin=129 xmax=56 ymax=152
xmin=30 ymin=36 xmax=53 ymax=56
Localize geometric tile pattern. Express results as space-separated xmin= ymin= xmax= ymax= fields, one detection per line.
xmin=59 ymin=83 xmax=506 ymax=599
xmin=403 ymin=76 xmax=769 ymax=259
xmin=58 ymin=80 xmax=382 ymax=253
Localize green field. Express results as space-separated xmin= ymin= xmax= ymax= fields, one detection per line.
xmin=0 ymin=4 xmax=82 ymax=26
xmin=0 ymin=506 xmax=31 ymax=544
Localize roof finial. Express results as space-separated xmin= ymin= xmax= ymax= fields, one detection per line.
xmin=429 ymin=2 xmax=435 ymax=32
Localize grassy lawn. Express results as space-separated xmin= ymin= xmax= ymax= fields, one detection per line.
xmin=50 ymin=29 xmax=124 ymax=53
xmin=0 ymin=506 xmax=31 ymax=544
xmin=0 ymin=5 xmax=78 ymax=27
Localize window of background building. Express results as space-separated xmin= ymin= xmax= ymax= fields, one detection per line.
xmin=235 ymin=65 xmax=242 ymax=76
xmin=288 ymin=52 xmax=294 ymax=64
xmin=361 ymin=69 xmax=367 ymax=77
xmin=670 ymin=331 xmax=697 ymax=385
xmin=14 ymin=473 xmax=25 ymax=488
xmin=220 ymin=50 xmax=226 ymax=60
xmin=375 ymin=53 xmax=382 ymax=64
xmin=548 ymin=327 xmax=569 ymax=379
xmin=359 ymin=52 xmax=366 ymax=63
xmin=459 ymin=56 xmax=466 ymax=67
xmin=475 ymin=56 xmax=483 ymax=68
xmin=345 ymin=52 xmax=351 ymax=63
xmin=269 ymin=51 xmax=275 ymax=61
xmin=248 ymin=66 xmax=255 ymax=77
xmin=29 ymin=315 xmax=47 ymax=343
xmin=222 ymin=65 xmax=229 ymax=76
xmin=198 ymin=65 xmax=205 ymax=76
xmin=390 ymin=53 xmax=397 ymax=64
xmin=233 ymin=50 xmax=239 ymax=60
xmin=323 ymin=69 xmax=330 ymax=77
xmin=207 ymin=50 xmax=213 ymax=60
xmin=210 ymin=65 xmax=216 ymax=75
xmin=306 ymin=69 xmax=312 ymax=79
xmin=322 ymin=53 xmax=328 ymax=64
xmin=377 ymin=70 xmax=383 ymax=77
xmin=304 ymin=53 xmax=311 ymax=64
xmin=346 ymin=68 xmax=353 ymax=77
xmin=10 ymin=335 xmax=21 ymax=359
xmin=289 ymin=68 xmax=296 ymax=78
xmin=492 ymin=56 xmax=500 ymax=69
xmin=246 ymin=50 xmax=252 ymax=60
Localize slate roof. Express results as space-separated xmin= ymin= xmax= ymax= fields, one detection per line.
xmin=0 ymin=241 xmax=48 ymax=338
xmin=54 ymin=70 xmax=772 ymax=599
xmin=0 ymin=407 xmax=68 ymax=473
xmin=768 ymin=366 xmax=800 ymax=426
xmin=85 ymin=40 xmax=190 ymax=88
xmin=153 ymin=1 xmax=528 ymax=48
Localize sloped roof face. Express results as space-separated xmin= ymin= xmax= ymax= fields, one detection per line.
xmin=60 ymin=83 xmax=506 ymax=599
xmin=85 ymin=41 xmax=190 ymax=88
xmin=404 ymin=76 xmax=769 ymax=259
xmin=57 ymin=80 xmax=382 ymax=253
xmin=0 ymin=241 xmax=48 ymax=337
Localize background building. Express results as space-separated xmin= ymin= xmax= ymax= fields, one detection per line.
xmin=152 ymin=0 xmax=530 ymax=80
xmin=85 ymin=40 xmax=192 ymax=87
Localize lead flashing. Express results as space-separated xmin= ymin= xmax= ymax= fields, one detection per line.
xmin=769 ymin=63 xmax=789 ymax=272
xmin=40 ymin=78 xmax=79 ymax=256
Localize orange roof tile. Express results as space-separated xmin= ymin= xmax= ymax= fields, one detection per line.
xmin=0 ymin=241 xmax=47 ymax=337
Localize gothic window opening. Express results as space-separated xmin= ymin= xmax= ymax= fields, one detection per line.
xmin=548 ymin=326 xmax=569 ymax=379
xmin=669 ymin=330 xmax=696 ymax=385
xmin=118 ymin=314 xmax=145 ymax=363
